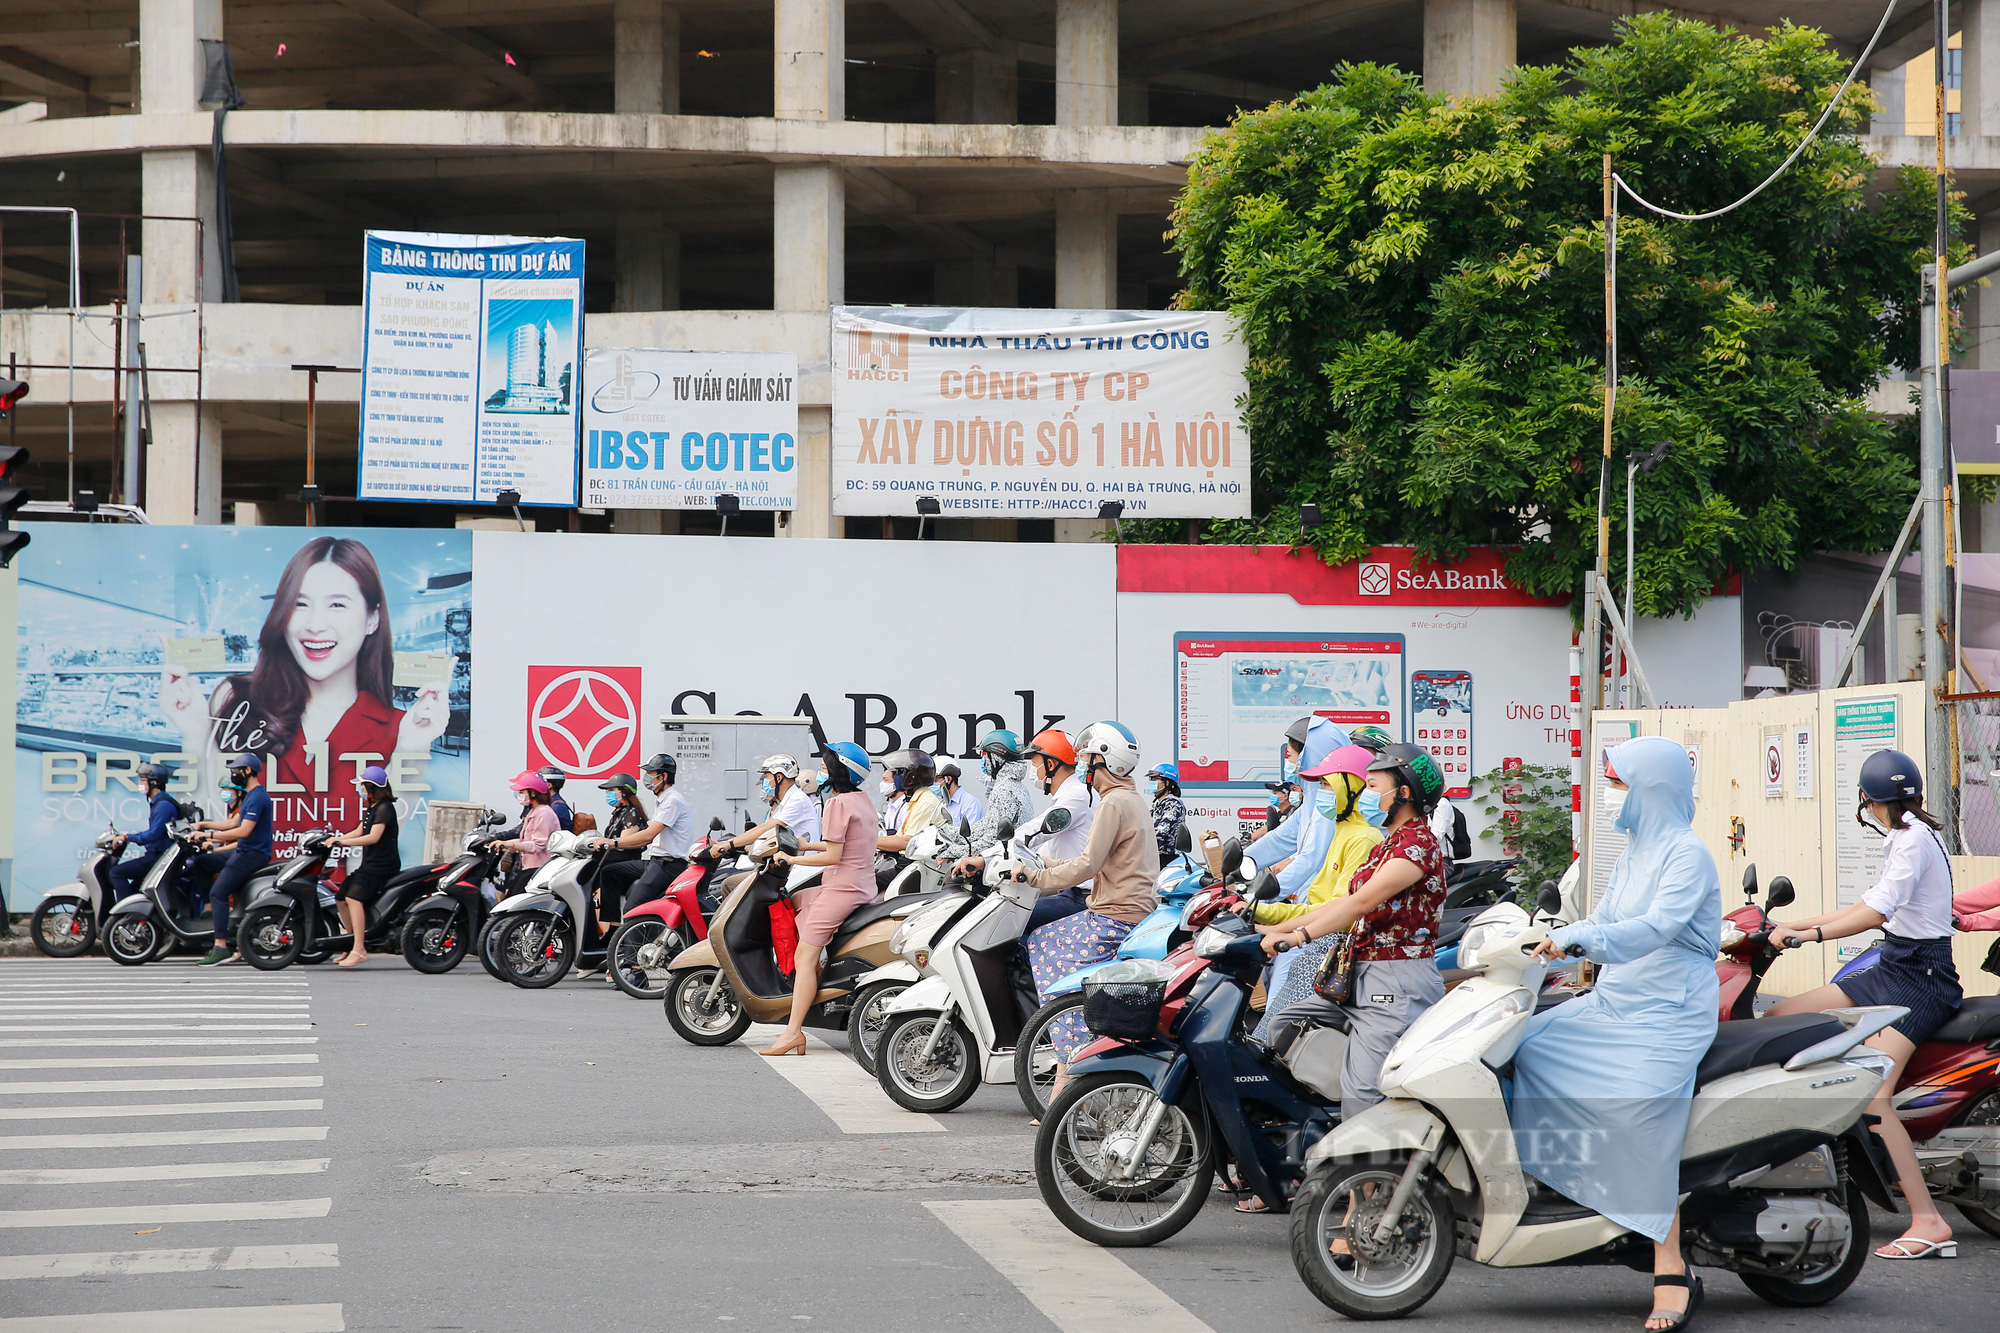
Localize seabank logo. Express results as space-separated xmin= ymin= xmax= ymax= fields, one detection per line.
xmin=1358 ymin=562 xmax=1392 ymax=596
xmin=527 ymin=666 xmax=642 ymax=777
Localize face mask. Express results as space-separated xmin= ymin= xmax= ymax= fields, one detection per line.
xmin=516 ymin=791 xmax=532 ymax=808
xmin=760 ymin=778 xmax=776 ymax=800
xmin=1155 ymin=783 xmax=1167 ymax=799
xmin=814 ymin=769 xmax=829 ymax=787
xmin=1279 ymin=748 xmax=1298 ymax=786
xmin=1315 ymin=788 xmax=1343 ymax=819
xmin=879 ymin=778 xmax=895 ymax=798
xmin=1356 ymin=790 xmax=1387 ymax=827
xmin=605 ymin=791 xmax=623 ymax=809
xmin=1857 ymin=802 xmax=1888 ymax=837
xmin=1602 ymin=786 xmax=1627 ymax=819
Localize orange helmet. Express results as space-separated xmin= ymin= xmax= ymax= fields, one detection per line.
xmin=1023 ymin=728 xmax=1078 ymax=767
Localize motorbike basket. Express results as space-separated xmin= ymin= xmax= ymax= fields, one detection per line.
xmin=1080 ymin=976 xmax=1169 ymax=1042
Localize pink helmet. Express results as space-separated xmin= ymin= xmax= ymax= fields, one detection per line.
xmin=509 ymin=769 xmax=552 ymax=794
xmin=1298 ymin=744 xmax=1373 ymax=780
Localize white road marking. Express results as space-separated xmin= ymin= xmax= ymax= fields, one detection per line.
xmin=0 ymin=1076 xmax=324 ymax=1095
xmin=0 ymin=1055 xmax=319 ymax=1070
xmin=924 ymin=1199 xmax=1215 ymax=1333
xmin=0 ymin=1032 xmax=316 ymax=1040
xmin=741 ymin=1023 xmax=944 ymax=1135
xmin=0 ymin=1127 xmax=329 ymax=1151
xmin=0 ymin=1027 xmax=313 ymax=1034
xmin=0 ymin=1244 xmax=339 ymax=1280
xmin=0 ymin=1303 xmax=344 ymax=1332
xmin=0 ymin=1159 xmax=329 ymax=1185
xmin=0 ymin=1198 xmax=332 ymax=1227
xmin=0 ymin=1013 xmax=313 ymax=1021
xmin=0 ymin=1099 xmax=323 ymax=1121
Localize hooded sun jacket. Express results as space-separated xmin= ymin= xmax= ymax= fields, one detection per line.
xmin=1252 ymin=719 xmax=1351 ymax=902
xmin=971 ymin=759 xmax=1035 ymax=850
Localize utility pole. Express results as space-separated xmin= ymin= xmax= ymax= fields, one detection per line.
xmin=1921 ymin=1 xmax=1956 ymax=843
xmin=1584 ymin=151 xmax=1616 ymax=715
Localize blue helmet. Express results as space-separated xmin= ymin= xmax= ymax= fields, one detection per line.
xmin=1858 ymin=749 xmax=1921 ymax=803
xmin=1148 ymin=762 xmax=1181 ymax=785
xmin=823 ymin=741 xmax=872 ymax=791
xmin=977 ymin=728 xmax=1024 ymax=760
xmin=226 ymin=752 xmax=263 ymax=775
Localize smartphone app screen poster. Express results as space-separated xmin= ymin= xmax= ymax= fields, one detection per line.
xmin=1174 ymin=634 xmax=1404 ymax=786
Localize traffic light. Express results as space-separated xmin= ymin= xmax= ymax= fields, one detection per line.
xmin=0 ymin=444 xmax=30 ymax=569
xmin=0 ymin=378 xmax=25 ymax=416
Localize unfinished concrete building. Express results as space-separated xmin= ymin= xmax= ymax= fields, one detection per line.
xmin=0 ymin=1 xmax=1969 ymax=538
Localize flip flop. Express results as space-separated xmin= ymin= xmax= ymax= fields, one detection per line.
xmin=1646 ymin=1271 xmax=1703 ymax=1331
xmin=1233 ymin=1196 xmax=1271 ymax=1213
xmin=1876 ymin=1236 xmax=1957 ymax=1260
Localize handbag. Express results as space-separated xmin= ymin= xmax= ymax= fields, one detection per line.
xmin=1310 ymin=929 xmax=1356 ymax=1006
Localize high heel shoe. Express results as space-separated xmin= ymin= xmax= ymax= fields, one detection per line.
xmin=758 ymin=1034 xmax=807 ymax=1057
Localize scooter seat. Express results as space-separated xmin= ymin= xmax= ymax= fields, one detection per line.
xmin=1696 ymin=1013 xmax=1845 ymax=1089
xmin=826 ymin=891 xmax=944 ymax=954
xmin=1930 ymin=995 xmax=2000 ymax=1044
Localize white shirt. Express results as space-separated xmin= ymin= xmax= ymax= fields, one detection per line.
xmin=644 ymin=786 xmax=695 ymax=860
xmin=1862 ymin=820 xmax=1955 ymax=939
xmin=1031 ymin=772 xmax=1096 ymax=887
xmin=772 ymin=784 xmax=821 ymax=844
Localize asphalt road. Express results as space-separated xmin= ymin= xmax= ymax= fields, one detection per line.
xmin=1 ymin=955 xmax=1994 ymax=1333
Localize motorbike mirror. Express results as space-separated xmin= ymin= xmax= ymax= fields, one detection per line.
xmin=1766 ymin=877 xmax=1795 ymax=911
xmin=1220 ymin=838 xmax=1244 ymax=880
xmin=959 ymin=816 xmax=972 ymax=839
xmin=1174 ymin=824 xmax=1193 ymax=853
xmin=1741 ymin=864 xmax=1758 ymax=897
xmin=1250 ymin=867 xmax=1282 ymax=901
xmin=1041 ymin=807 xmax=1071 ymax=834
xmin=710 ymin=816 xmax=726 ymax=831
xmin=995 ymin=820 xmax=1015 ymax=842
xmin=1536 ymin=881 xmax=1563 ymax=918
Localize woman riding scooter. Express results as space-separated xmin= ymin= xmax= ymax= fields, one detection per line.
xmin=971 ymin=729 xmax=1035 ymax=847
xmin=1147 ymin=762 xmax=1187 ymax=864
xmin=329 ymin=765 xmax=398 ymax=967
xmin=495 ymin=770 xmax=559 ymax=896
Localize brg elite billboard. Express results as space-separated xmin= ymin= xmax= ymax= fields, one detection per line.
xmin=11 ymin=525 xmax=472 ymax=905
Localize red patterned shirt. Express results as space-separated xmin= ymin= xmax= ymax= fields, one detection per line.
xmin=1349 ymin=819 xmax=1447 ymax=962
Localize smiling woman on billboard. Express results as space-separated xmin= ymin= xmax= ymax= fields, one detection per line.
xmin=158 ymin=536 xmax=449 ymax=790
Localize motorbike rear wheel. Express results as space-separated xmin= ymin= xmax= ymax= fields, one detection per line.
xmin=847 ymin=980 xmax=909 ymax=1078
xmin=1291 ymin=1157 xmax=1454 ymax=1318
xmin=1014 ymin=995 xmax=1078 ymax=1117
xmin=1035 ymin=1072 xmax=1213 ymax=1247
xmin=1952 ymin=1090 xmax=2000 ymax=1238
xmin=30 ymin=898 xmax=96 ymax=958
xmin=105 ymin=916 xmax=161 ymax=966
xmin=608 ymin=919 xmax=686 ymax=999
xmin=237 ymin=905 xmax=304 ymax=971
xmin=477 ymin=918 xmax=506 ymax=980
xmin=664 ymin=966 xmax=752 ymax=1045
xmin=492 ymin=912 xmax=576 ymax=989
xmin=876 ymin=1011 xmax=983 ymax=1113
xmin=1738 ymin=1179 xmax=1869 ymax=1306
xmin=401 ymin=907 xmax=467 ymax=974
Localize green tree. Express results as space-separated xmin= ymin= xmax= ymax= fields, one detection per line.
xmin=1157 ymin=15 xmax=1954 ymax=616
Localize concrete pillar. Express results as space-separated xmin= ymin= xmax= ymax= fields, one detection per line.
xmin=1055 ymin=191 xmax=1116 ymax=309
xmin=613 ymin=509 xmax=677 ymax=534
xmin=1056 ymin=0 xmax=1117 ymax=127
xmin=773 ymin=167 xmax=844 ymax=309
xmin=936 ymin=47 xmax=1017 ymax=124
xmin=1964 ymin=0 xmax=2000 ymax=138
xmin=774 ymin=0 xmax=844 ymax=122
xmin=1423 ymin=0 xmax=1517 ymax=100
xmin=1871 ymin=63 xmax=1908 ymax=135
xmin=615 ymin=0 xmax=680 ymax=114
xmin=616 ymin=212 xmax=681 ymax=311
xmin=790 ymin=405 xmax=834 ymax=539
xmin=1966 ymin=214 xmax=2000 ymax=369
xmin=140 ymin=0 xmax=225 ymax=525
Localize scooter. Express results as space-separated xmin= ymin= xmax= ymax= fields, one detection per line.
xmin=871 ymin=807 xmax=1082 ymax=1113
xmin=102 ymin=817 xmax=274 ymax=965
xmin=605 ymin=820 xmax=732 ymax=1000
xmin=485 ymin=831 xmax=622 ymax=988
xmin=236 ymin=830 xmax=448 ymax=970
xmin=841 ymin=820 xmax=983 ymax=1074
xmin=1718 ymin=865 xmax=2000 ymax=1237
xmin=400 ymin=810 xmax=512 ymax=976
xmin=30 ymin=824 xmax=127 ymax=957
xmin=1030 ymin=868 xmax=1358 ymax=1244
xmin=660 ymin=824 xmax=933 ymax=1047
xmin=1281 ymin=885 xmax=1902 ymax=1319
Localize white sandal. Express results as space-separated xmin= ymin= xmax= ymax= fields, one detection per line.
xmin=1876 ymin=1235 xmax=1956 ymax=1259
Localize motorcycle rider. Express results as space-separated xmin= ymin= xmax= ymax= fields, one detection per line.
xmin=110 ymin=762 xmax=182 ymax=898
xmin=874 ymin=748 xmax=949 ymax=888
xmin=1766 ymin=748 xmax=1962 ymax=1262
xmin=584 ymin=772 xmax=652 ymax=944
xmin=187 ymin=753 xmax=275 ymax=967
xmin=1252 ymin=717 xmax=1351 ymax=907
xmin=538 ymin=765 xmax=575 ymax=832
xmin=717 ymin=754 xmax=822 ymax=849
xmin=590 ymin=754 xmax=694 ymax=917
xmin=1147 ymin=762 xmax=1186 ymax=863
xmin=956 ymin=728 xmax=1097 ymax=932
xmin=494 ymin=770 xmax=560 ymax=897
xmin=1013 ymin=721 xmax=1161 ymax=1103
xmin=328 ymin=765 xmax=398 ymax=968
xmin=938 ymin=763 xmax=985 ymax=827
xmin=969 ymin=729 xmax=1035 ymax=848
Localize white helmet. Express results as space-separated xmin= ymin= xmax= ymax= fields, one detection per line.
xmin=760 ymin=753 xmax=800 ymax=781
xmin=1074 ymin=721 xmax=1141 ymax=778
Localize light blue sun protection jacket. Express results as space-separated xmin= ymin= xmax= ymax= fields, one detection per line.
xmin=1509 ymin=735 xmax=1721 ymax=1242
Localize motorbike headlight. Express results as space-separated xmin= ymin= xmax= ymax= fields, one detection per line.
xmin=1718 ymin=925 xmax=1745 ymax=952
xmin=1393 ymin=987 xmax=1532 ymax=1060
xmin=275 ymin=860 xmax=310 ymax=886
xmin=890 ymin=919 xmax=913 ymax=956
xmin=1456 ymin=922 xmax=1498 ymax=968
xmin=1194 ymin=924 xmax=1235 ymax=958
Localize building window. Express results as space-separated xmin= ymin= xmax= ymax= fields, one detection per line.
xmin=1950 ymin=110 xmax=1964 ymax=136
xmin=1949 ymin=46 xmax=1963 ymax=90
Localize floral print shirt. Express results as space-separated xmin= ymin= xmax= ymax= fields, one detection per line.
xmin=1349 ymin=819 xmax=1448 ymax=962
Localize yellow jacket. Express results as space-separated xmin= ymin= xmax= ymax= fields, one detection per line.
xmin=1253 ymin=800 xmax=1383 ymax=924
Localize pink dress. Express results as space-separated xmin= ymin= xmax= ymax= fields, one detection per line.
xmin=794 ymin=791 xmax=880 ymax=948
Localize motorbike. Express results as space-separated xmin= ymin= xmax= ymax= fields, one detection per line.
xmin=235 ymin=830 xmax=450 ymax=970
xmin=1280 ymin=883 xmax=1902 ymax=1319
xmin=30 ymin=824 xmax=128 ymax=957
xmin=1718 ymin=865 xmax=2000 ymax=1237
xmin=605 ymin=820 xmax=735 ymax=1000
xmin=103 ymin=816 xmax=273 ymax=965
xmin=835 ymin=820 xmax=977 ymax=1074
xmin=400 ymin=810 xmax=512 ymax=976
xmin=660 ymin=824 xmax=934 ymax=1047
xmin=485 ymin=831 xmax=624 ymax=988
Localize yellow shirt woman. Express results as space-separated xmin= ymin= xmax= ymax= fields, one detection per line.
xmin=1253 ymin=772 xmax=1383 ymax=924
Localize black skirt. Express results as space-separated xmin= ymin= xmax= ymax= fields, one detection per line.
xmin=337 ymin=869 xmax=392 ymax=905
xmin=1839 ymin=931 xmax=1963 ymax=1044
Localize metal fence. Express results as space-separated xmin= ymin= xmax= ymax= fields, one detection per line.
xmin=1948 ymin=695 xmax=2000 ymax=855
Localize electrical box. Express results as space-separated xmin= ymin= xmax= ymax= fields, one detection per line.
xmin=656 ymin=715 xmax=821 ymax=834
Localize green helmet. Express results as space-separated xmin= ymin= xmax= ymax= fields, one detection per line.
xmin=1348 ymin=725 xmax=1394 ymax=754
xmin=1368 ymin=743 xmax=1445 ymax=817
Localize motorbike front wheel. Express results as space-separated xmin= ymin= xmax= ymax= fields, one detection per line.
xmin=1014 ymin=995 xmax=1078 ymax=1117
xmin=104 ymin=916 xmax=160 ymax=966
xmin=876 ymin=1011 xmax=983 ymax=1114
xmin=30 ymin=898 xmax=96 ymax=958
xmin=401 ymin=907 xmax=467 ymax=974
xmin=1035 ymin=1072 xmax=1212 ymax=1247
xmin=477 ymin=918 xmax=507 ymax=980
xmin=1737 ymin=1179 xmax=1869 ymax=1307
xmin=492 ymin=913 xmax=576 ymax=989
xmin=664 ymin=966 xmax=752 ymax=1045
xmin=608 ymin=919 xmax=686 ymax=999
xmin=1290 ymin=1156 xmax=1454 ymax=1318
xmin=847 ymin=980 xmax=909 ymax=1078
xmin=237 ymin=905 xmax=304 ymax=971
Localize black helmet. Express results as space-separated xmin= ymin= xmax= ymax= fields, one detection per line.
xmin=137 ymin=762 xmax=173 ymax=785
xmin=597 ymin=772 xmax=639 ymax=794
xmin=886 ymin=747 xmax=934 ymax=773
xmin=536 ymin=765 xmax=568 ymax=790
xmin=640 ymin=752 xmax=677 ymax=776
xmin=1858 ymin=749 xmax=1921 ymax=803
xmin=1368 ymin=744 xmax=1445 ymax=817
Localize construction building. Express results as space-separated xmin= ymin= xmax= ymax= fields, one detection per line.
xmin=0 ymin=1 xmax=1975 ymax=538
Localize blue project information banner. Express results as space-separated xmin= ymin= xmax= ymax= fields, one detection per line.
xmin=359 ymin=231 xmax=585 ymax=506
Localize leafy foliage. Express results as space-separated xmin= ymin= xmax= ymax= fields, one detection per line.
xmin=1476 ymin=761 xmax=1575 ymax=888
xmin=1154 ymin=16 xmax=1954 ymax=616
